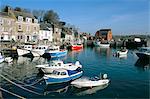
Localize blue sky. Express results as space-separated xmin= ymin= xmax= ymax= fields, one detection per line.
xmin=1 ymin=0 xmax=149 ymax=35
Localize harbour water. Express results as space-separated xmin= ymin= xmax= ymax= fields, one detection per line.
xmin=0 ymin=47 xmax=149 ymax=98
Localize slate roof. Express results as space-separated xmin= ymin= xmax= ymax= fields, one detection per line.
xmin=13 ymin=11 xmax=35 ymax=19
xmin=0 ymin=12 xmax=12 ymax=18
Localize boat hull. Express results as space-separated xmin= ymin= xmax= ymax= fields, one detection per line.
xmin=17 ymin=49 xmax=30 ymax=56
xmin=41 ymin=66 xmax=81 ymax=74
xmin=44 ymin=71 xmax=83 ymax=85
xmin=72 ymin=45 xmax=83 ymax=50
xmin=31 ymin=50 xmax=45 ymax=57
xmin=71 ymin=79 xmax=109 ymax=88
xmin=99 ymin=44 xmax=110 ymax=48
xmin=94 ymin=41 xmax=110 ymax=48
xmin=136 ymin=52 xmax=150 ymax=59
xmin=44 ymin=50 xmax=67 ymax=58
xmin=4 ymin=57 xmax=13 ymax=63
xmin=0 ymin=58 xmax=4 ymax=63
xmin=117 ymin=50 xmax=128 ymax=56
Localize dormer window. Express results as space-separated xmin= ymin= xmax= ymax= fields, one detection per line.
xmin=26 ymin=17 xmax=32 ymax=23
xmin=34 ymin=19 xmax=38 ymax=23
xmin=0 ymin=18 xmax=3 ymax=24
xmin=18 ymin=16 xmax=23 ymax=22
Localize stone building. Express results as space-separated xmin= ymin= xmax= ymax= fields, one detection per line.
xmin=0 ymin=12 xmax=16 ymax=41
xmin=2 ymin=7 xmax=40 ymax=43
xmin=13 ymin=11 xmax=40 ymax=43
xmin=39 ymin=22 xmax=53 ymax=42
xmin=95 ymin=29 xmax=112 ymax=41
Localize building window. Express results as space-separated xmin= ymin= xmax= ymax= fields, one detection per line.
xmin=18 ymin=16 xmax=23 ymax=22
xmin=27 ymin=26 xmax=29 ymax=31
xmin=34 ymin=27 xmax=36 ymax=31
xmin=0 ymin=18 xmax=3 ymax=24
xmin=34 ymin=19 xmax=38 ymax=23
xmin=18 ymin=36 xmax=20 ymax=39
xmin=8 ymin=20 xmax=11 ymax=25
xmin=18 ymin=25 xmax=22 ymax=30
xmin=1 ymin=36 xmax=4 ymax=40
xmin=21 ymin=35 xmax=23 ymax=39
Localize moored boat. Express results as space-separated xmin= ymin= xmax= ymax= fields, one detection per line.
xmin=71 ymin=44 xmax=83 ymax=50
xmin=43 ymin=46 xmax=67 ymax=58
xmin=0 ymin=52 xmax=4 ymax=63
xmin=36 ymin=60 xmax=82 ymax=73
xmin=31 ymin=45 xmax=49 ymax=57
xmin=136 ymin=47 xmax=150 ymax=59
xmin=75 ymin=84 xmax=109 ymax=96
xmin=43 ymin=69 xmax=83 ymax=85
xmin=94 ymin=41 xmax=110 ymax=48
xmin=4 ymin=57 xmax=13 ymax=63
xmin=71 ymin=74 xmax=109 ymax=88
xmin=17 ymin=45 xmax=32 ymax=56
xmin=116 ymin=49 xmax=128 ymax=56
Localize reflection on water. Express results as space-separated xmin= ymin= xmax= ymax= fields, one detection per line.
xmin=0 ymin=47 xmax=149 ymax=98
xmin=0 ymin=57 xmax=44 ymax=82
xmin=44 ymin=83 xmax=69 ymax=95
xmin=75 ymin=84 xmax=109 ymax=96
xmin=118 ymin=54 xmax=127 ymax=59
xmin=94 ymin=47 xmax=111 ymax=58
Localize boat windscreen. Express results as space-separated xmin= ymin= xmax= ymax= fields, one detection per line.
xmin=67 ymin=70 xmax=78 ymax=76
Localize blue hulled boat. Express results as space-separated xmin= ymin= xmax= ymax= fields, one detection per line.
xmin=43 ymin=46 xmax=67 ymax=58
xmin=43 ymin=69 xmax=83 ymax=85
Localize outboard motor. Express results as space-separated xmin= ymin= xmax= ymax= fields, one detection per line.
xmin=103 ymin=74 xmax=108 ymax=79
xmin=75 ymin=61 xmax=82 ymax=68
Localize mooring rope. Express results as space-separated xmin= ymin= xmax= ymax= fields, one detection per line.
xmin=0 ymin=74 xmax=42 ymax=96
xmin=0 ymin=87 xmax=25 ymax=99
xmin=24 ymin=77 xmax=44 ymax=86
xmin=2 ymin=72 xmax=43 ymax=90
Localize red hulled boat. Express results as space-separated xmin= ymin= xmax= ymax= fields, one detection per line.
xmin=71 ymin=44 xmax=83 ymax=50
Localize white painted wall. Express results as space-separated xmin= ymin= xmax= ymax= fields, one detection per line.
xmin=39 ymin=29 xmax=53 ymax=42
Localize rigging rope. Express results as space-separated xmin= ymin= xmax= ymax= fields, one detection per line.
xmin=2 ymin=72 xmax=43 ymax=90
xmin=0 ymin=74 xmax=42 ymax=96
xmin=0 ymin=87 xmax=25 ymax=99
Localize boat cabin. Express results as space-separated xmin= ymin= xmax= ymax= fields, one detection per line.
xmin=18 ymin=45 xmax=32 ymax=50
xmin=47 ymin=46 xmax=60 ymax=51
xmin=49 ymin=61 xmax=64 ymax=67
xmin=139 ymin=47 xmax=150 ymax=52
xmin=33 ymin=45 xmax=48 ymax=50
xmin=52 ymin=69 xmax=68 ymax=77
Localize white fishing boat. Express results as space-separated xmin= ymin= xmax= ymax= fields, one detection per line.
xmin=36 ymin=60 xmax=82 ymax=73
xmin=99 ymin=43 xmax=110 ymax=48
xmin=76 ymin=84 xmax=109 ymax=96
xmin=0 ymin=52 xmax=4 ymax=63
xmin=136 ymin=47 xmax=150 ymax=59
xmin=17 ymin=45 xmax=32 ymax=56
xmin=116 ymin=49 xmax=128 ymax=56
xmin=4 ymin=57 xmax=13 ymax=63
xmin=31 ymin=45 xmax=49 ymax=57
xmin=94 ymin=41 xmax=110 ymax=48
xmin=71 ymin=74 xmax=109 ymax=88
xmin=43 ymin=69 xmax=83 ymax=84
